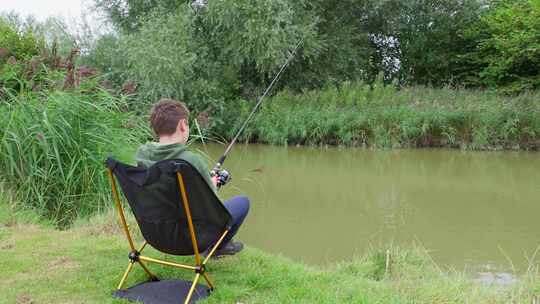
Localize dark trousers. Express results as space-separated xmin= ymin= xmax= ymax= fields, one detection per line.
xmin=219 ymin=196 xmax=250 ymax=248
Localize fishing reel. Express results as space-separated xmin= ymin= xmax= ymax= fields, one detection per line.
xmin=216 ymin=169 xmax=231 ymax=187
xmin=211 ymin=165 xmax=231 ymax=188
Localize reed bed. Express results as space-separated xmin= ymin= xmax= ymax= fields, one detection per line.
xmin=0 ymin=83 xmax=146 ymax=226
xmin=215 ymin=83 xmax=540 ymax=150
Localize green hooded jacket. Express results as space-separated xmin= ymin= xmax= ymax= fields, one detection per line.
xmin=135 ymin=142 xmax=216 ymax=193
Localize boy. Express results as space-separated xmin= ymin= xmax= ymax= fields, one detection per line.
xmin=135 ymin=98 xmax=249 ymax=257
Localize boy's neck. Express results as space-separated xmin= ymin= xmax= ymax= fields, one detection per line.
xmin=158 ymin=134 xmax=187 ymax=145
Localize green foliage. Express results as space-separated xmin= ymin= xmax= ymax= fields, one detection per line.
xmin=80 ymin=34 xmax=127 ymax=87
xmin=87 ymin=1 xmax=320 ymax=112
xmin=0 ymin=83 xmax=143 ymax=226
xmin=202 ymin=0 xmax=319 ymax=78
xmin=120 ymin=5 xmax=224 ymax=112
xmin=0 ymin=15 xmax=84 ymax=97
xmin=89 ymin=0 xmax=540 ymax=93
xmin=463 ymin=0 xmax=540 ymax=93
xmin=0 ymin=17 xmax=44 ymax=63
xmin=0 ymin=13 xmax=77 ymax=61
xmin=35 ymin=17 xmax=79 ymax=58
xmin=94 ymin=0 xmax=184 ymax=33
xmin=0 ymin=53 xmax=64 ymax=98
xmin=367 ymin=0 xmax=483 ymax=85
xmin=280 ymin=0 xmax=374 ymax=90
xmin=88 ymin=0 xmax=378 ymax=103
xmin=92 ymin=0 xmax=367 ymax=88
xmin=1 ymin=57 xmax=50 ymax=98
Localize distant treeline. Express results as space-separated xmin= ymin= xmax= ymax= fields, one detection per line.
xmin=87 ymin=0 xmax=540 ymax=106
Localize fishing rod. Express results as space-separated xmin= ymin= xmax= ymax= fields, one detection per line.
xmin=212 ymin=38 xmax=304 ymax=187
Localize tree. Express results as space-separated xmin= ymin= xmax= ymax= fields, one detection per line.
xmin=463 ymin=0 xmax=540 ymax=93
xmin=367 ymin=0 xmax=483 ymax=86
xmin=91 ymin=0 xmax=379 ymax=97
xmin=94 ymin=0 xmax=185 ymax=33
xmin=0 ymin=16 xmax=43 ymax=62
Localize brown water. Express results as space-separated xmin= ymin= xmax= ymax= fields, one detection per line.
xmin=201 ymin=144 xmax=539 ymax=273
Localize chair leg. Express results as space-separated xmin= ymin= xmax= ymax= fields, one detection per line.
xmin=117 ymin=261 xmax=135 ymax=290
xmin=202 ymin=272 xmax=215 ymax=291
xmin=138 ymin=260 xmax=158 ymax=281
xmin=184 ymin=273 xmax=201 ymax=304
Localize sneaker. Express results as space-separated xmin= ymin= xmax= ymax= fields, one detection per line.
xmin=204 ymin=241 xmax=244 ymax=259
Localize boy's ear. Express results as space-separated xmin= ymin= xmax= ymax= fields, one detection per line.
xmin=178 ymin=119 xmax=187 ymax=132
xmin=177 ymin=119 xmax=183 ymax=133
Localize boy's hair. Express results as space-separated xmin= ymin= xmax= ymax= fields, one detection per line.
xmin=149 ymin=98 xmax=190 ymax=136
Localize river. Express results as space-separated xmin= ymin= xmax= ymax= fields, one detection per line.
xmin=201 ymin=144 xmax=539 ymax=274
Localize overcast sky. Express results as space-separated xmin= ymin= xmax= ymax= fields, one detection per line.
xmin=1 ymin=0 xmax=84 ymax=21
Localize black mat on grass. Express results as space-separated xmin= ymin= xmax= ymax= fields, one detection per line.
xmin=113 ymin=279 xmax=210 ymax=304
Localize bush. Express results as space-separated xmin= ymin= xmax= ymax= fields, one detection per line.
xmin=366 ymin=0 xmax=483 ymax=86
xmin=80 ymin=34 xmax=128 ymax=87
xmin=0 ymin=15 xmax=82 ymax=98
xmin=462 ymin=0 xmax=540 ymax=93
xmin=0 ymin=17 xmax=43 ymax=63
xmin=121 ymin=6 xmax=221 ymax=112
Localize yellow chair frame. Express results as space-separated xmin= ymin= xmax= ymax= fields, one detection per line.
xmin=107 ymin=169 xmax=229 ymax=304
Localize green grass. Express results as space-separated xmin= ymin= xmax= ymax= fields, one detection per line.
xmin=1 ymin=195 xmax=539 ymax=303
xmin=213 ymin=83 xmax=540 ymax=150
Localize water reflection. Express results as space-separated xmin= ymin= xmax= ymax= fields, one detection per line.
xmin=475 ymin=271 xmax=518 ymax=286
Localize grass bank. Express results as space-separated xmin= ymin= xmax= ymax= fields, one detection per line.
xmin=214 ymin=84 xmax=540 ymax=150
xmin=1 ymin=193 xmax=538 ymax=304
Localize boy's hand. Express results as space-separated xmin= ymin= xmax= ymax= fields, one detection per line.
xmin=210 ymin=169 xmax=231 ymax=188
xmin=211 ymin=175 xmax=219 ymax=188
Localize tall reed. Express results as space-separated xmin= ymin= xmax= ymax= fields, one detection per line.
xmin=0 ymin=84 xmax=145 ymax=226
xmin=213 ymin=83 xmax=540 ymax=150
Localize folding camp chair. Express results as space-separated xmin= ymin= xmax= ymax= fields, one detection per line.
xmin=105 ymin=157 xmax=232 ymax=304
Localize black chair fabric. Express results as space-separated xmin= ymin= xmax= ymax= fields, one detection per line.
xmin=113 ymin=279 xmax=209 ymax=304
xmin=106 ymin=158 xmax=233 ymax=255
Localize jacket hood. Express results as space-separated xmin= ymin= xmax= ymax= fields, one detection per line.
xmin=136 ymin=142 xmax=188 ymax=166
